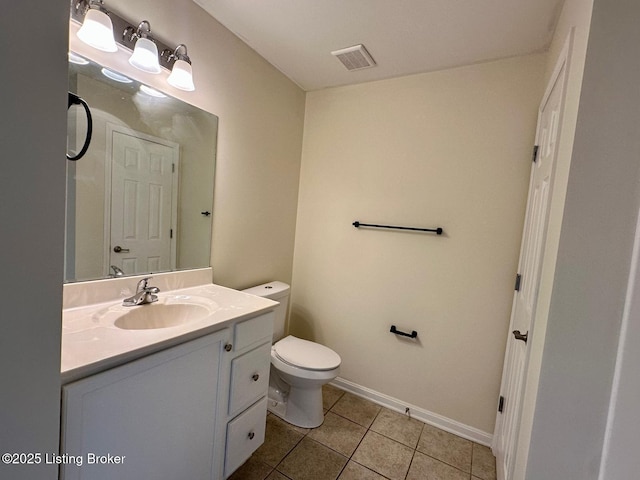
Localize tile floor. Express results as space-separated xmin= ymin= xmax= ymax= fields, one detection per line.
xmin=230 ymin=385 xmax=497 ymax=480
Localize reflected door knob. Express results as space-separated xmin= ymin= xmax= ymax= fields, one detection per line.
xmin=113 ymin=245 xmax=130 ymax=253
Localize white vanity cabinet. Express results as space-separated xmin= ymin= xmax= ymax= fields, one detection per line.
xmin=61 ymin=330 xmax=228 ymax=480
xmin=60 ymin=310 xmax=274 ymax=480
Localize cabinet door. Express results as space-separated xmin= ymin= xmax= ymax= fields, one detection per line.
xmin=61 ymin=330 xmax=228 ymax=480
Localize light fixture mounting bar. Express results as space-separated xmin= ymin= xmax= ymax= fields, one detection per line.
xmin=70 ymin=0 xmax=177 ymax=71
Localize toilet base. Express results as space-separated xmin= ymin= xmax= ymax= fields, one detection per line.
xmin=267 ymin=384 xmax=288 ymax=419
xmin=267 ymin=383 xmax=325 ymax=428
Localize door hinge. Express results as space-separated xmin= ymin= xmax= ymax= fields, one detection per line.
xmin=532 ymin=145 xmax=539 ymax=163
xmin=498 ymin=395 xmax=505 ymax=413
xmin=515 ymin=273 xmax=522 ymax=291
xmin=170 ymin=229 xmax=173 ymax=239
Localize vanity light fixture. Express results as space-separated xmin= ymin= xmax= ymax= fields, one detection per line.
xmin=125 ymin=21 xmax=161 ymax=74
xmin=71 ymin=0 xmax=196 ymax=91
xmin=163 ymin=44 xmax=195 ymax=91
xmin=76 ymin=0 xmax=117 ymax=52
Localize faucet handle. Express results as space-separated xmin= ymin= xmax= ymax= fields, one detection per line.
xmin=136 ymin=277 xmax=152 ymax=292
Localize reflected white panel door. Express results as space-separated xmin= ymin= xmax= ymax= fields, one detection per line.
xmin=493 ymin=43 xmax=569 ymax=480
xmin=110 ymin=130 xmax=178 ymax=275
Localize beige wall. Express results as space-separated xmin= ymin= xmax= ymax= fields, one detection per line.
xmin=513 ymin=0 xmax=594 ymax=476
xmin=291 ymin=54 xmax=545 ymax=434
xmin=71 ymin=0 xmax=306 ymax=289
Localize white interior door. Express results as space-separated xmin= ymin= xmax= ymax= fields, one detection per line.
xmin=109 ymin=129 xmax=179 ymax=275
xmin=493 ymin=46 xmax=569 ymax=480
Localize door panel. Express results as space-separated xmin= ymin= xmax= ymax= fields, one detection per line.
xmin=109 ymin=130 xmax=178 ymax=275
xmin=493 ymin=51 xmax=569 ymax=479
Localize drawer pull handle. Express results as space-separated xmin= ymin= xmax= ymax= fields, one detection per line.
xmin=248 ymin=431 xmax=255 ymax=440
xmin=224 ymin=344 xmax=233 ymax=352
xmin=252 ymin=373 xmax=260 ymax=382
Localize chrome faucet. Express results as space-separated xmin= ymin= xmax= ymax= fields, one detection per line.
xmin=123 ymin=277 xmax=160 ymax=306
xmin=110 ymin=265 xmax=125 ymax=277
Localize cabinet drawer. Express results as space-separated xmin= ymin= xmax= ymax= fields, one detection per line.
xmin=234 ymin=311 xmax=274 ymax=351
xmin=229 ymin=342 xmax=271 ymax=416
xmin=224 ymin=396 xmax=268 ymax=478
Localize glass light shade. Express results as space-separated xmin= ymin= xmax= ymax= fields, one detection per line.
xmin=128 ymin=37 xmax=161 ymax=74
xmin=167 ymin=59 xmax=195 ymax=91
xmin=77 ymin=9 xmax=117 ymax=53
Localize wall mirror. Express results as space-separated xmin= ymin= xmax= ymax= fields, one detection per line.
xmin=65 ymin=53 xmax=218 ymax=283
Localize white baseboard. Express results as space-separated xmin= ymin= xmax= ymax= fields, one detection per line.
xmin=331 ymin=377 xmax=493 ymax=447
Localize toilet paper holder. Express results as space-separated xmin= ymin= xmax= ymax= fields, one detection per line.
xmin=390 ymin=325 xmax=418 ymax=339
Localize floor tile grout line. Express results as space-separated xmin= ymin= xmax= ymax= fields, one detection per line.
xmin=348 ymin=458 xmax=393 ymax=480
xmin=272 ymin=424 xmax=308 ymax=478
xmin=402 ymin=447 xmax=418 ymax=480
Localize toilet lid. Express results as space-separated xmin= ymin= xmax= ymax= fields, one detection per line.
xmin=273 ymin=335 xmax=341 ymax=371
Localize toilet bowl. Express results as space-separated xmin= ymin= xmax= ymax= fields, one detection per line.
xmin=270 ymin=335 xmax=340 ymax=427
xmin=242 ymin=282 xmax=341 ymax=428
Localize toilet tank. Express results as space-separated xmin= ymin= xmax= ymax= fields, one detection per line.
xmin=242 ymin=281 xmax=290 ymax=342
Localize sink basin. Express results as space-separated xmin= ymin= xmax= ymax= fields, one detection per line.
xmin=111 ymin=295 xmax=219 ymax=330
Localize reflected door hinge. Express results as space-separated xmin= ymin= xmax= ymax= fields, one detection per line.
xmin=532 ymin=145 xmax=539 ymax=163
xmin=172 ymin=163 xmax=175 ymax=173
xmin=170 ymin=229 xmax=173 ymax=239
xmin=515 ymin=273 xmax=522 ymax=291
xmin=498 ymin=395 xmax=505 ymax=413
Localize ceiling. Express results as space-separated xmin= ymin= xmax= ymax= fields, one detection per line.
xmin=192 ymin=0 xmax=564 ymax=92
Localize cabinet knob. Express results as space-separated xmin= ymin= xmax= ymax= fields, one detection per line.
xmin=224 ymin=344 xmax=233 ymax=352
xmin=252 ymin=373 xmax=260 ymax=382
xmin=248 ymin=431 xmax=255 ymax=440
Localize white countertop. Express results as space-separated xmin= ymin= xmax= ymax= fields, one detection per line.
xmin=61 ymin=283 xmax=277 ymax=383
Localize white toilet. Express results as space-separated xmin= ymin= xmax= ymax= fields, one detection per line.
xmin=242 ymin=281 xmax=341 ymax=428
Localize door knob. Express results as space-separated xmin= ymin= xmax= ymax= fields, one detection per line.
xmin=512 ymin=330 xmax=528 ymax=344
xmin=113 ymin=245 xmax=130 ymax=253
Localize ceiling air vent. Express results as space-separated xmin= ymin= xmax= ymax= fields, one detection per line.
xmin=331 ymin=44 xmax=376 ymax=71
